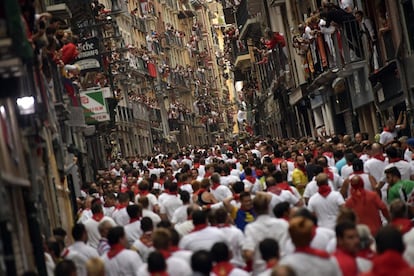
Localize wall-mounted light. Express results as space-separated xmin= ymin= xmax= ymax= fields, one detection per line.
xmin=16 ymin=96 xmax=35 ymax=115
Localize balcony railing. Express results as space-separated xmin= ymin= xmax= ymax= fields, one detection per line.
xmin=169 ymin=71 xmax=190 ymax=89
xmin=295 ymin=19 xmax=374 ymax=84
xmin=131 ymin=16 xmax=146 ymax=33
xmin=255 ymin=47 xmax=286 ymax=92
xmin=231 ymin=38 xmax=249 ymax=61
xmin=164 ymin=31 xmax=184 ymax=48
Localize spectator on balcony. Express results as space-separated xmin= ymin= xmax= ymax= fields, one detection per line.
xmin=319 ymin=18 xmax=338 ymax=70
xmin=355 ymin=11 xmax=379 ymax=72
xmin=61 ymin=32 xmax=79 ymax=65
xmin=320 ymin=3 xmax=363 ymax=59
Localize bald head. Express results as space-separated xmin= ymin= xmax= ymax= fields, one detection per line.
xmin=371 ymin=143 xmax=382 ymax=154
xmin=316 ymin=173 xmax=329 ymax=187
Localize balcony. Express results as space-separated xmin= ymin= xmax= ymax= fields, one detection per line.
xmin=255 ymin=47 xmax=286 ymax=92
xmin=231 ymin=39 xmax=250 ymax=69
xmin=296 ymin=19 xmax=370 ymax=91
xmin=163 ymin=31 xmax=184 ymax=49
xmin=236 ymin=0 xmax=263 ymax=39
xmin=169 ymin=71 xmax=191 ymax=91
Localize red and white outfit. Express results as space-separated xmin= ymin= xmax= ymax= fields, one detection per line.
xmin=112 ymin=204 xmax=130 ymax=226
xmin=243 ymin=215 xmax=290 ymax=274
xmin=279 ymin=247 xmax=341 ymax=275
xmin=179 ymin=224 xmax=227 ymax=252
xmin=124 ymin=218 xmax=143 ymax=246
xmin=84 ymin=214 xmax=116 ymax=249
xmin=211 ymin=182 xmax=233 ymax=202
xmin=159 ymin=192 xmax=183 ymax=221
xmin=217 ymin=224 xmax=246 ymax=268
xmin=137 ymin=249 xmax=192 ymax=276
xmin=62 ymin=241 xmax=99 ymax=276
xmin=364 ymin=155 xmax=387 ymax=183
xmin=102 ymin=243 xmax=143 ymax=276
xmin=307 ymin=188 xmax=345 ymax=230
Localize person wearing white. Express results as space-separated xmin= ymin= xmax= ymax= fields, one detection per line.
xmin=112 ymin=193 xmax=131 ymax=226
xmin=124 ymin=205 xmax=143 ymax=247
xmin=137 ymin=228 xmax=192 ymax=276
xmin=136 ymin=196 xmax=162 ymax=226
xmin=102 ymin=226 xmax=143 ymax=276
xmin=307 ymin=173 xmax=345 ymax=230
xmin=84 ymin=209 xmax=116 ymax=250
xmin=179 ymin=210 xmax=227 ymax=252
xmin=210 ymin=173 xmax=233 ymax=202
xmin=171 ymin=199 xmax=191 ymax=225
xmin=214 ymin=208 xmax=246 ymax=268
xmin=242 ymin=194 xmax=290 ymax=274
xmin=159 ymin=183 xmax=183 ymax=221
xmin=279 ymin=216 xmax=341 ymax=276
xmin=364 ymin=143 xmax=388 ymax=182
xmin=62 ymin=224 xmax=99 ymax=276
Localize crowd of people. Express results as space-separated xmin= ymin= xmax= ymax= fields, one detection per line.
xmin=41 ymin=118 xmax=414 ymax=275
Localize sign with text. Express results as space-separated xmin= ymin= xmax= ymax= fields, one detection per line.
xmin=75 ymin=37 xmax=101 ymax=71
xmin=80 ymin=89 xmax=110 ymax=124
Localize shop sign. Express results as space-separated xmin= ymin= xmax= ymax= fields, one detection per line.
xmin=75 ymin=37 xmax=101 ymax=71
xmin=80 ymin=89 xmax=110 ymax=124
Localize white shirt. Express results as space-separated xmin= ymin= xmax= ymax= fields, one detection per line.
xmin=124 ymin=220 xmax=143 ymax=247
xmin=112 ymin=206 xmax=130 ymax=226
xmin=303 ymin=178 xmax=335 ymax=201
xmin=382 ymin=161 xmax=414 ymax=181
xmin=179 ymin=226 xmax=227 ymax=252
xmin=102 ymin=248 xmax=143 ymax=276
xmin=175 ymin=220 xmax=194 ymax=238
xmin=379 ymin=130 xmax=397 ymax=145
xmin=268 ymin=191 xmax=299 ymax=214
xmin=341 ymin=164 xmax=353 ymax=180
xmin=243 ymin=178 xmax=261 ymax=193
xmin=142 ymin=209 xmax=161 ymax=226
xmin=312 ymin=227 xmax=336 ymax=250
xmin=211 ymin=184 xmax=233 ymax=202
xmin=180 ymin=183 xmax=194 ymax=194
xmin=171 ymin=204 xmax=190 ymax=224
xmin=135 ymin=193 xmax=158 ymax=212
xmin=137 ymin=256 xmax=192 ymax=276
xmin=131 ymin=238 xmax=154 ymax=262
xmin=84 ymin=216 xmax=116 ymax=249
xmin=160 ymin=194 xmax=183 ymax=221
xmin=77 ymin=209 xmax=92 ymax=224
xmin=64 ymin=241 xmax=99 ymax=276
xmin=218 ymin=225 xmax=246 ymax=267
xmin=103 ymin=206 xmax=115 ymax=217
xmin=307 ymin=191 xmax=345 ymax=230
xmin=364 ymin=157 xmax=387 ymax=183
xmin=280 ymin=253 xmax=341 ymax=276
xmin=243 ymin=215 xmax=290 ymax=274
xmin=221 ymin=175 xmax=241 ymax=187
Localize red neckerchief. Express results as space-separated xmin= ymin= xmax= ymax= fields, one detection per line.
xmin=107 ymin=243 xmax=125 ymax=259
xmin=296 ymin=246 xmax=330 ymax=258
xmin=170 ymin=246 xmax=180 ymax=253
xmin=372 ymin=154 xmax=385 ymax=162
xmin=275 ymin=182 xmax=293 ymax=193
xmin=267 ymin=186 xmax=282 ymax=195
xmin=211 ymin=182 xmax=220 ymax=190
xmin=371 ymin=250 xmax=409 ymax=275
xmin=266 ymin=259 xmax=278 ymax=269
xmin=129 ymin=217 xmax=140 ymax=224
xmin=318 ymin=185 xmax=332 ymax=197
xmin=272 ymin=158 xmax=283 ymax=166
xmin=159 ymin=249 xmax=171 ymax=259
xmin=323 ymin=168 xmax=334 ymax=181
xmin=295 ymin=163 xmax=307 ymax=175
xmin=177 ymin=182 xmax=183 ymax=187
xmin=150 ymin=271 xmax=168 ymax=276
xmin=191 ymin=223 xmax=208 ymax=233
xmin=245 ymin=176 xmax=257 ymax=184
xmin=389 ymin=157 xmax=403 ymax=163
xmin=383 ymin=127 xmax=391 ymax=132
xmin=194 ymin=163 xmax=200 ymax=169
xmin=286 ymin=158 xmax=294 ymax=162
xmin=140 ymin=232 xmax=153 ymax=247
xmin=204 ymin=172 xmax=212 ymax=178
xmin=138 ymin=190 xmax=149 ymax=196
xmin=115 ymin=203 xmax=128 ymax=210
xmin=323 ymin=151 xmax=333 ymax=159
xmin=256 ymin=169 xmax=264 ymax=177
xmin=212 ymin=261 xmax=234 ymax=276
xmin=92 ymin=213 xmax=104 ymax=222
